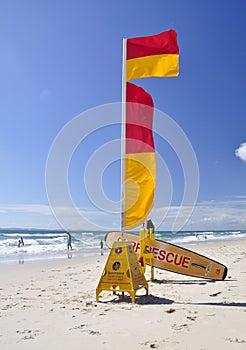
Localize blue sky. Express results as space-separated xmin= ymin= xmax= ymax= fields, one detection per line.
xmin=1 ymin=0 xmax=246 ymax=231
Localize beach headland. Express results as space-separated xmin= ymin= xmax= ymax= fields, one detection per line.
xmin=0 ymin=239 xmax=245 ymax=349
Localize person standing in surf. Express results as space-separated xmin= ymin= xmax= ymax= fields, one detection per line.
xmin=67 ymin=232 xmax=72 ymax=250
xmin=100 ymin=240 xmax=104 ymax=255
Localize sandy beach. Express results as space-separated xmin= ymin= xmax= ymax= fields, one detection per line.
xmin=0 ymin=239 xmax=245 ymax=349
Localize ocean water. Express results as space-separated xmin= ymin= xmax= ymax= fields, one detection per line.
xmin=0 ymin=229 xmax=107 ymax=266
xmin=0 ymin=228 xmax=245 ymax=265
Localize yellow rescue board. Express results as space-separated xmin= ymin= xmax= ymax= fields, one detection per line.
xmin=105 ymin=232 xmax=227 ymax=281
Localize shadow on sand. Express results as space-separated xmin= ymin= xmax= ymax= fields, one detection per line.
xmin=103 ymin=294 xmax=246 ymax=308
xmin=151 ymin=278 xmax=216 ymax=286
xmin=99 ymin=293 xmax=174 ymax=305
xmin=182 ymin=301 xmax=246 ymax=308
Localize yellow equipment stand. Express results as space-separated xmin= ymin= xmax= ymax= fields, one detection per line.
xmin=96 ymin=241 xmax=148 ymax=303
xmin=139 ymin=226 xmax=155 ymax=281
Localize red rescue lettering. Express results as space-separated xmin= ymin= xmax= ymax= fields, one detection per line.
xmin=158 ymin=249 xmax=166 ymax=261
xmin=182 ymin=256 xmax=190 ymax=268
xmin=132 ymin=241 xmax=137 ymax=251
xmin=166 ymin=252 xmax=174 ymax=263
xmin=145 ymin=245 xmax=150 ymax=253
xmin=136 ymin=242 xmax=140 ymax=252
xmin=131 ymin=240 xmax=191 ymax=269
xmin=131 ymin=241 xmax=139 ymax=253
xmin=151 ymin=247 xmax=159 ymax=259
xmin=174 ymin=254 xmax=183 ymax=266
xmin=131 ymin=241 xmax=140 ymax=253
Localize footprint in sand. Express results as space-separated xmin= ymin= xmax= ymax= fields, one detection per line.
xmin=187 ymin=316 xmax=196 ymax=321
xmin=172 ymin=323 xmax=189 ymax=331
xmin=16 ymin=329 xmax=41 ymax=341
xmin=69 ymin=324 xmax=87 ymax=330
xmin=2 ymin=303 xmax=18 ymax=310
xmin=209 ymin=291 xmax=222 ymax=297
xmin=89 ymin=330 xmax=101 ymax=335
xmin=165 ymin=308 xmax=176 ymax=314
xmin=226 ymin=337 xmax=246 ymax=344
xmin=140 ymin=340 xmax=159 ymax=348
xmin=69 ymin=325 xmax=101 ymax=336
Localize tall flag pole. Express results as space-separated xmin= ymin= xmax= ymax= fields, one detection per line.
xmin=121 ymin=29 xmax=179 ymax=232
xmin=121 ymin=39 xmax=127 ymax=233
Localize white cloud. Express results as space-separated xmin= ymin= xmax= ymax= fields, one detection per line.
xmin=150 ymin=198 xmax=246 ymax=231
xmin=0 ymin=204 xmax=52 ymax=215
xmin=235 ymin=142 xmax=246 ymax=163
xmin=1 ymin=199 xmax=246 ymax=231
xmin=0 ymin=204 xmax=120 ymax=231
xmin=0 ymin=204 xmax=57 ymax=229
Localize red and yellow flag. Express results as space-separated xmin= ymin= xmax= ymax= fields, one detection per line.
xmin=124 ymin=82 xmax=156 ymax=230
xmin=126 ymin=29 xmax=179 ymax=81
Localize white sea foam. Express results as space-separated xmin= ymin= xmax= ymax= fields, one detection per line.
xmin=0 ymin=229 xmax=245 ymax=265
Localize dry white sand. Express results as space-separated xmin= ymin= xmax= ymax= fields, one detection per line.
xmin=0 ymin=239 xmax=245 ymax=349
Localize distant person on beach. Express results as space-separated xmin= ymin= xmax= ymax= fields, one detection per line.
xmin=67 ymin=232 xmax=72 ymax=250
xmin=18 ymin=239 xmax=21 ymax=248
xmin=100 ymin=240 xmax=104 ymax=255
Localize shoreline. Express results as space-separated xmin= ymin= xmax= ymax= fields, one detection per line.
xmin=0 ymin=249 xmax=107 ymax=267
xmin=1 ymin=235 xmax=245 ymax=267
xmin=0 ymin=239 xmax=245 ymax=349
